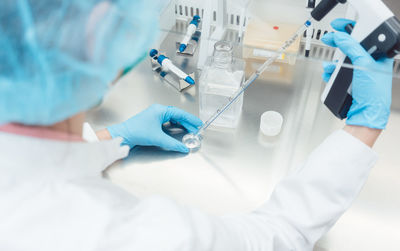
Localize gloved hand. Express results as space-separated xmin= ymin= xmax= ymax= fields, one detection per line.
xmin=321 ymin=18 xmax=394 ymax=129
xmin=107 ymin=104 xmax=203 ymax=153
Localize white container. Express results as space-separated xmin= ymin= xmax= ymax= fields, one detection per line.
xmin=260 ymin=111 xmax=283 ymax=136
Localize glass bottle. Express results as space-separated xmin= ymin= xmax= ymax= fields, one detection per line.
xmin=199 ymin=41 xmax=245 ymax=128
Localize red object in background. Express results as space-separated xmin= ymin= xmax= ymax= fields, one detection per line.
xmin=273 ymin=26 xmax=279 ymax=30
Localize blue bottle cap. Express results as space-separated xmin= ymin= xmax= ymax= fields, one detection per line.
xmin=184 ymin=76 xmax=195 ymax=85
xmin=190 ymin=15 xmax=201 ymax=27
xmin=157 ymin=55 xmax=168 ymax=65
xmin=149 ymin=49 xmax=158 ymax=58
xmin=160 ymin=71 xmax=167 ymax=78
xmin=179 ymin=44 xmax=187 ymax=52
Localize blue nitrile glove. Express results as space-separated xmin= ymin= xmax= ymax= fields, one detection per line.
xmin=321 ymin=18 xmax=394 ymax=129
xmin=107 ymin=104 xmax=203 ymax=153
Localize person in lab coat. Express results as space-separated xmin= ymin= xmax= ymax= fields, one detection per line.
xmin=0 ymin=1 xmax=394 ymax=250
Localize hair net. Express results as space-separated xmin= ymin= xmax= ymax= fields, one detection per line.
xmin=0 ymin=0 xmax=159 ymax=125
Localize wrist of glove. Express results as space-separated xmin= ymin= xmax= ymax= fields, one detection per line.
xmin=107 ymin=104 xmax=203 ymax=153
xmin=321 ymin=18 xmax=393 ymax=130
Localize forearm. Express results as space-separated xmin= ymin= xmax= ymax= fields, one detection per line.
xmin=96 ymin=128 xmax=112 ymax=140
xmin=216 ymin=130 xmax=379 ymax=250
xmin=343 ymin=125 xmax=381 ymax=147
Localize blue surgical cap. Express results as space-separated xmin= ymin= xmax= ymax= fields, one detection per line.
xmin=0 ymin=0 xmax=158 ymax=125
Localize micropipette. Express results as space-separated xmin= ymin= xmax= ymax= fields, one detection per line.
xmin=183 ymin=19 xmax=313 ymax=148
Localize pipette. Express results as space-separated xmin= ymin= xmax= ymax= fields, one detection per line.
xmin=182 ymin=19 xmax=313 ymax=149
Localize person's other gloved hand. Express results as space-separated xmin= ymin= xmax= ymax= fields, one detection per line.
xmin=107 ymin=104 xmax=203 ymax=153
xmin=321 ymin=18 xmax=394 ymax=129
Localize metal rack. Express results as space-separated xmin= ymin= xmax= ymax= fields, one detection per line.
xmin=160 ymin=0 xmax=400 ymax=73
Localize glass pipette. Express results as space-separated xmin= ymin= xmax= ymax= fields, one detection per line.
xmin=182 ymin=19 xmax=313 ymax=149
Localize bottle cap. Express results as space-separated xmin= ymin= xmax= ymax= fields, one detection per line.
xmin=260 ymin=111 xmax=283 ymax=136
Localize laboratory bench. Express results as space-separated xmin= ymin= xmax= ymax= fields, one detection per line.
xmin=87 ymin=27 xmax=400 ymax=251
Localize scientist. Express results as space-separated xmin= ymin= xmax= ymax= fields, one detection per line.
xmin=0 ymin=1 xmax=394 ymax=250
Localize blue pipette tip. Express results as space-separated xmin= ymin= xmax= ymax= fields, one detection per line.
xmin=179 ymin=44 xmax=187 ymax=52
xmin=185 ymin=76 xmax=195 ymax=85
xmin=193 ymin=15 xmax=201 ymax=21
xmin=149 ymin=49 xmax=158 ymax=58
xmin=305 ymin=20 xmax=312 ymax=27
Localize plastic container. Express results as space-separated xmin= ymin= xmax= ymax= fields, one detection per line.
xmin=260 ymin=111 xmax=283 ymax=136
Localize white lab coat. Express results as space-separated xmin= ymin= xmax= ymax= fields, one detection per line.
xmin=0 ymin=129 xmax=377 ymax=251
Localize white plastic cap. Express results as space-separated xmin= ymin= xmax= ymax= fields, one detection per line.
xmin=260 ymin=111 xmax=283 ymax=136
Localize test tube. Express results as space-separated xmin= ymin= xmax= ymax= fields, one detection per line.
xmin=150 ymin=49 xmax=195 ymax=85
xmin=179 ymin=15 xmax=201 ymax=53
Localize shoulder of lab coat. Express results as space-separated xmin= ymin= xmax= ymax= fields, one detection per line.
xmin=95 ymin=129 xmax=377 ymax=251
